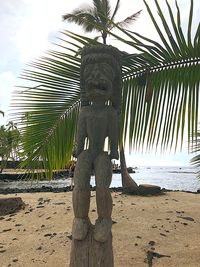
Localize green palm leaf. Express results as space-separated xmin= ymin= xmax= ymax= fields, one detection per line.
xmin=12 ymin=35 xmax=86 ymax=179
xmin=110 ymin=0 xmax=200 ymax=151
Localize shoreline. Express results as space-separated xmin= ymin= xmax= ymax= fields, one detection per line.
xmin=1 ymin=166 xmax=199 ymax=194
xmin=0 ymin=185 xmax=200 ymax=195
xmin=0 ymin=191 xmax=200 ymax=266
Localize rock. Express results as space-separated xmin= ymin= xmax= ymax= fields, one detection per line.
xmin=197 ymin=189 xmax=200 ymax=193
xmin=44 ymin=233 xmax=52 ymax=237
xmin=160 ymin=233 xmax=167 ymax=237
xmin=138 ymin=184 xmax=161 ymax=195
xmin=177 ymin=216 xmax=194 ymax=221
xmin=148 ymin=241 xmax=156 ymax=246
xmin=2 ymin=229 xmax=12 ymax=232
xmin=53 ymin=202 xmax=66 ymax=205
xmin=0 ymin=197 xmax=25 ymax=216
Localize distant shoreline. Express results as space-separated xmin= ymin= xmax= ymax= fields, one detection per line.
xmin=1 ymin=166 xmax=199 ymax=194
xmin=0 ymin=186 xmax=199 ymax=195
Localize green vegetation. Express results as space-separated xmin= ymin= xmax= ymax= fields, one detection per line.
xmin=0 ymin=119 xmax=21 ymax=173
xmin=63 ymin=0 xmax=141 ymax=44
xmin=12 ymin=0 xmax=200 ymax=180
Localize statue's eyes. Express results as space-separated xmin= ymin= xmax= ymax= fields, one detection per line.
xmin=83 ymin=65 xmax=93 ymax=78
xmin=100 ymin=64 xmax=114 ymax=79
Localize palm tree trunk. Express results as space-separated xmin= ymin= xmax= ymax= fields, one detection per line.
xmin=0 ymin=159 xmax=7 ymax=173
xmin=120 ymin=145 xmax=139 ymax=193
xmin=102 ymin=31 xmax=107 ymax=44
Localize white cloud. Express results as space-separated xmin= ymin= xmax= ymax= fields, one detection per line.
xmin=12 ymin=0 xmax=96 ymax=63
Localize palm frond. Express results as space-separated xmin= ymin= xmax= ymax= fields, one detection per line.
xmin=110 ymin=0 xmax=120 ymax=22
xmin=11 ymin=33 xmax=87 ymax=179
xmin=190 ymin=127 xmax=200 ymax=179
xmin=102 ymin=0 xmax=112 ymax=18
xmin=63 ymin=9 xmax=100 ymax=33
xmin=110 ymin=0 xmax=200 ymax=151
xmin=115 ymin=10 xmax=142 ymax=30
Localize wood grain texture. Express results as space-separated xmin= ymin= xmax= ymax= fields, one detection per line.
xmin=70 ymin=224 xmax=113 ymax=267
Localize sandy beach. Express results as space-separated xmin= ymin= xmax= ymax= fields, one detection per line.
xmin=0 ymin=191 xmax=200 ymax=267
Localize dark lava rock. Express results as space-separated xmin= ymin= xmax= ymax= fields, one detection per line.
xmin=177 ymin=216 xmax=194 ymax=221
xmin=0 ymin=197 xmax=25 ymax=216
xmin=148 ymin=241 xmax=156 ymax=246
xmin=0 ymin=186 xmax=72 ymax=194
xmin=138 ymin=184 xmax=161 ymax=195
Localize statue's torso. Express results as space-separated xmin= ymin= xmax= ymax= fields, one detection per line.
xmin=81 ymin=105 xmax=117 ymax=155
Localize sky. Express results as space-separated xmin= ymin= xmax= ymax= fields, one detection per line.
xmin=0 ymin=0 xmax=199 ymax=167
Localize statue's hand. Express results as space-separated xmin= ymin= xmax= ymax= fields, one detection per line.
xmin=109 ymin=150 xmax=119 ymax=160
xmin=73 ymin=149 xmax=82 ymax=158
xmin=72 ymin=150 xmax=77 ymax=158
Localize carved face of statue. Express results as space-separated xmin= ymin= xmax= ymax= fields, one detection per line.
xmin=83 ymin=61 xmax=115 ymax=101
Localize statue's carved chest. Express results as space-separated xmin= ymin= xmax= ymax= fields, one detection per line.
xmin=86 ymin=109 xmax=109 ymax=139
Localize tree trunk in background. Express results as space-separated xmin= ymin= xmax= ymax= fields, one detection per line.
xmin=120 ymin=145 xmax=139 ymax=194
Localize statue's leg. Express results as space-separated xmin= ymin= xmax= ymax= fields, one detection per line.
xmin=72 ymin=150 xmax=92 ymax=240
xmin=93 ymin=152 xmax=113 ymax=242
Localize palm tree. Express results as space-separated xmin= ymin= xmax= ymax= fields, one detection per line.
xmin=0 ymin=122 xmax=20 ymax=172
xmin=63 ymin=0 xmax=140 ymax=191
xmin=6 ymin=121 xmax=20 ymax=160
xmin=12 ymin=0 xmax=200 ymax=186
xmin=63 ymin=0 xmax=141 ymax=45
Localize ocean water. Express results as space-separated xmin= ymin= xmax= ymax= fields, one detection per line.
xmin=108 ymin=166 xmax=200 ymax=192
xmin=0 ymin=166 xmax=199 ymax=192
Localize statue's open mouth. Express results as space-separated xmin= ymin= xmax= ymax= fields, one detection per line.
xmin=93 ymin=84 xmax=107 ymax=91
xmin=86 ymin=80 xmax=110 ymax=94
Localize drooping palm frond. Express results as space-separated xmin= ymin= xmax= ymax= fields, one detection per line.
xmin=63 ymin=8 xmax=100 ymax=33
xmin=190 ymin=126 xmax=200 ymax=178
xmin=110 ymin=0 xmax=120 ymax=22
xmin=11 ymin=36 xmax=86 ymax=179
xmin=115 ymin=10 xmax=142 ymax=30
xmin=0 ymin=110 xmax=4 ymax=117
xmin=110 ymin=0 xmax=200 ymax=152
xmin=97 ymin=0 xmax=112 ymax=23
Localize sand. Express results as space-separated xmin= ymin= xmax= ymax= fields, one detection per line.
xmin=0 ymin=191 xmax=200 ymax=267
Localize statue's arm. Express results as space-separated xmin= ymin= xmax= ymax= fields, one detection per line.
xmin=108 ymin=109 xmax=119 ymax=160
xmin=74 ymin=110 xmax=87 ymax=157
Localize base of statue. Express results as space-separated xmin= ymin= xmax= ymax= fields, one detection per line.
xmin=70 ymin=224 xmax=114 ymax=267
